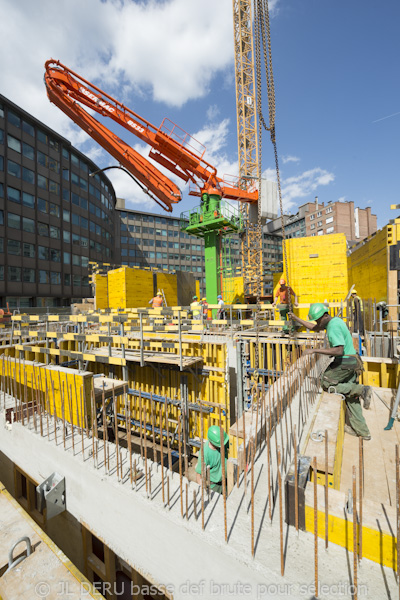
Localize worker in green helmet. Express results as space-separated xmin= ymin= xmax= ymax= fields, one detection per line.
xmin=195 ymin=425 xmax=229 ymax=494
xmin=289 ymin=303 xmax=372 ymax=440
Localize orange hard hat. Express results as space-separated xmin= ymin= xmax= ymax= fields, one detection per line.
xmin=279 ymin=278 xmax=286 ymax=285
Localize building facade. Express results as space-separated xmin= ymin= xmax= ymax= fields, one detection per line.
xmin=0 ymin=95 xmax=116 ymax=307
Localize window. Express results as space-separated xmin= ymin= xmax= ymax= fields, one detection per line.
xmin=38 ymin=174 xmax=48 ymax=190
xmin=22 ymin=142 xmax=34 ymax=160
xmin=7 ymin=187 xmax=21 ymax=203
xmin=62 ymin=188 xmax=70 ymax=203
xmin=0 ymin=238 xmax=3 ymax=252
xmin=23 ymin=243 xmax=35 ymax=258
xmin=8 ymin=110 xmax=21 ymax=128
xmin=63 ymin=252 xmax=70 ymax=264
xmin=62 ymin=168 xmax=69 ymax=181
xmin=80 ymin=197 xmax=88 ymax=211
xmin=37 ymin=130 xmax=48 ymax=144
xmin=63 ymin=230 xmax=71 ymax=243
xmin=317 ymin=221 xmax=322 ymax=227
xmin=326 ymin=226 xmax=334 ymax=234
xmin=64 ymin=273 xmax=71 ymax=286
xmin=50 ymin=226 xmax=60 ymax=239
xmin=71 ymin=153 xmax=79 ymax=166
xmin=0 ymin=266 xmax=3 ymax=280
xmin=7 ymin=135 xmax=21 ymax=153
xmin=22 ymin=217 xmax=35 ymax=233
xmin=39 ymin=270 xmax=49 ymax=284
xmin=317 ymin=211 xmax=322 ymax=217
xmin=72 ymin=213 xmax=80 ymax=226
xmin=38 ymin=198 xmax=48 ymax=213
xmin=38 ymin=246 xmax=49 ymax=260
xmin=49 ymin=158 xmax=60 ymax=174
xmin=326 ymin=217 xmax=333 ymax=224
xmin=22 ymin=167 xmax=35 ymax=184
xmin=73 ymin=275 xmax=81 ymax=286
xmin=72 ymin=254 xmax=80 ymax=266
xmin=310 ymin=215 xmax=314 ymax=220
xmin=37 ymin=222 xmax=49 ymax=237
xmin=22 ymin=121 xmax=34 ymax=136
xmin=310 ymin=224 xmax=315 ymax=230
xmin=50 ymin=272 xmax=61 ymax=285
xmin=8 ymin=266 xmax=21 ymax=282
xmin=23 ymin=268 xmax=35 ymax=283
xmin=49 ymin=203 xmax=60 ymax=217
xmin=49 ymin=180 xmax=59 ymax=195
xmin=22 ymin=192 xmax=35 ymax=208
xmin=62 ymin=147 xmax=69 ymax=160
xmin=50 ymin=249 xmax=61 ymax=262
xmin=0 ymin=129 xmax=3 ymax=144
xmin=317 ymin=230 xmax=324 ymax=236
xmin=7 ymin=239 xmax=21 ymax=256
xmin=80 ymin=217 xmax=88 ymax=229
xmin=71 ymin=172 xmax=79 ymax=186
xmin=7 ymin=160 xmax=21 ymax=178
xmin=326 ymin=207 xmax=333 ymax=214
xmin=8 ymin=213 xmax=20 ymax=230
xmin=63 ymin=209 xmax=70 ymax=222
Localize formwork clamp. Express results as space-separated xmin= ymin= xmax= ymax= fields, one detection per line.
xmin=36 ymin=472 xmax=66 ymax=520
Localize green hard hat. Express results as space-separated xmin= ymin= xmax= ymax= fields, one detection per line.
xmin=207 ymin=425 xmax=229 ymax=448
xmin=308 ymin=303 xmax=328 ymax=321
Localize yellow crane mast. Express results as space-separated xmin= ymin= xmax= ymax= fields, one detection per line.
xmin=232 ymin=0 xmax=263 ymax=301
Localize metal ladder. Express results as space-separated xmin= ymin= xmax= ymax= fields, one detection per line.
xmin=160 ymin=288 xmax=168 ymax=307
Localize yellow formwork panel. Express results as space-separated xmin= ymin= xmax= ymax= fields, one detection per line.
xmin=222 ymin=276 xmax=244 ymax=304
xmin=38 ymin=366 xmax=93 ymax=428
xmin=0 ymin=358 xmax=93 ymax=427
xmin=156 ymin=273 xmax=178 ymax=306
xmin=348 ymin=227 xmax=388 ymax=302
xmin=275 ymin=234 xmax=349 ymax=321
xmin=95 ymin=274 xmax=108 ymax=309
xmin=107 ymin=266 xmax=154 ymax=309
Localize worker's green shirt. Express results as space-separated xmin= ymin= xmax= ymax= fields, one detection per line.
xmin=325 ymin=317 xmax=356 ymax=357
xmin=195 ymin=442 xmax=227 ymax=483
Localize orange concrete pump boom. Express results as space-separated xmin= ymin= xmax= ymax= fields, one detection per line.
xmin=44 ymin=60 xmax=258 ymax=212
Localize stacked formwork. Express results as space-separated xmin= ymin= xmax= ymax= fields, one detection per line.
xmin=107 ymin=267 xmax=154 ymax=309
xmin=276 ymin=234 xmax=349 ymax=321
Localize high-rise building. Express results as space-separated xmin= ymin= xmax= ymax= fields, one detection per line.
xmin=0 ymin=95 xmax=116 ymax=307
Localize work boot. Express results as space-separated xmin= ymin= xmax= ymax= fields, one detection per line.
xmin=344 ymin=424 xmax=371 ymax=441
xmin=344 ymin=424 xmax=357 ymax=437
xmin=361 ymin=386 xmax=372 ymax=410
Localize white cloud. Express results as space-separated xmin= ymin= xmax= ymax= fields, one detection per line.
xmin=338 ymin=196 xmax=346 ymax=202
xmin=281 ymin=155 xmax=300 ymax=164
xmin=281 ymin=168 xmax=335 ymax=211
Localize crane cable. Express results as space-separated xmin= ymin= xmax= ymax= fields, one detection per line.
xmin=254 ymin=0 xmax=294 ymax=333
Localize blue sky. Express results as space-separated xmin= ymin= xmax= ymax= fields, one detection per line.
xmin=0 ymin=0 xmax=398 ymax=228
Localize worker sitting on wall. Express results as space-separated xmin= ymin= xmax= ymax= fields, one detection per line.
xmin=190 ymin=296 xmax=202 ymax=320
xmin=148 ymin=292 xmax=163 ymax=308
xmin=351 ymin=289 xmax=364 ymax=336
xmin=195 ymin=426 xmax=229 ymax=494
xmin=272 ymin=279 xmax=298 ymax=334
xmin=288 ymin=303 xmax=372 ymax=440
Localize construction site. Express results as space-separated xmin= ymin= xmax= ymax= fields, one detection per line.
xmin=1 ymin=1 xmax=400 ymax=599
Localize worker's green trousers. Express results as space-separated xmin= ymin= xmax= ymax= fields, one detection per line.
xmin=321 ymin=359 xmax=370 ymax=437
xmin=279 ymin=305 xmax=291 ymax=333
